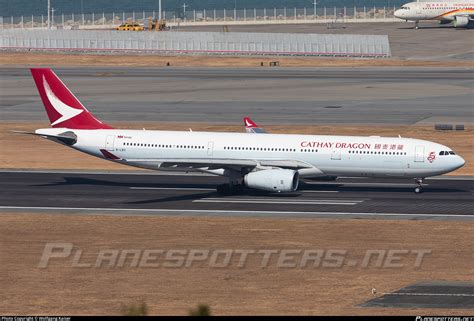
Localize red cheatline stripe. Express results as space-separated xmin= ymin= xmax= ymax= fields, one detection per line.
xmin=434 ymin=8 xmax=474 ymax=19
xmin=100 ymin=149 xmax=121 ymax=160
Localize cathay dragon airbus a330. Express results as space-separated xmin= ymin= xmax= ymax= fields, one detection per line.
xmin=24 ymin=69 xmax=465 ymax=194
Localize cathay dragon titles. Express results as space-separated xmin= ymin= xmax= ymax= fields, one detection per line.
xmin=22 ymin=69 xmax=465 ymax=194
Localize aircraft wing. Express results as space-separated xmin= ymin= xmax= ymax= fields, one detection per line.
xmin=123 ymin=157 xmax=313 ymax=171
xmin=244 ymin=117 xmax=267 ymax=134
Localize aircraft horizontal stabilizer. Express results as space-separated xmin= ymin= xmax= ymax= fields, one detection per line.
xmin=11 ymin=130 xmax=78 ymax=145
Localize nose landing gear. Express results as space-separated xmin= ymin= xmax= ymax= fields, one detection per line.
xmin=415 ymin=21 xmax=420 ymax=29
xmin=414 ymin=178 xmax=424 ymax=193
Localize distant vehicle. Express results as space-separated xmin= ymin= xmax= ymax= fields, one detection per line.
xmin=25 ymin=69 xmax=465 ymax=194
xmin=116 ymin=22 xmax=144 ymax=31
xmin=394 ymin=0 xmax=474 ymax=29
xmin=147 ymin=19 xmax=168 ymax=31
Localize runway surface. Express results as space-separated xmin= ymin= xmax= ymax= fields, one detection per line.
xmin=361 ymin=281 xmax=474 ymax=309
xmin=1 ymin=67 xmax=473 ymax=125
xmin=1 ymin=171 xmax=473 ymax=220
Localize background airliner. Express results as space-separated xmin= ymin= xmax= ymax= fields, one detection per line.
xmin=394 ymin=0 xmax=474 ymax=29
xmin=24 ymin=69 xmax=464 ymax=194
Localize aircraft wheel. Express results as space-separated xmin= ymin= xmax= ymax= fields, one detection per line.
xmin=216 ymin=184 xmax=231 ymax=195
xmin=414 ymin=186 xmax=423 ymax=194
xmin=217 ymin=184 xmax=245 ymax=195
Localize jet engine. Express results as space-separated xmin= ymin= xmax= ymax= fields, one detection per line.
xmin=453 ymin=16 xmax=469 ymax=27
xmin=244 ymin=169 xmax=299 ymax=192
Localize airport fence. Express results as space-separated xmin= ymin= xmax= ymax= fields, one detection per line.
xmin=0 ymin=6 xmax=398 ymax=29
xmin=0 ymin=29 xmax=391 ymax=58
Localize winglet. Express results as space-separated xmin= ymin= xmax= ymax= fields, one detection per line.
xmin=30 ymin=68 xmax=113 ymax=130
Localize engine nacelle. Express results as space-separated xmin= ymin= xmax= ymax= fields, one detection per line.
xmin=453 ymin=16 xmax=469 ymax=28
xmin=244 ymin=169 xmax=299 ymax=192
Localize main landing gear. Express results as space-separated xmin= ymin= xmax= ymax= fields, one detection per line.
xmin=215 ymin=171 xmax=247 ymax=195
xmin=414 ymin=21 xmax=420 ymax=29
xmin=216 ymin=181 xmax=245 ymax=195
xmin=414 ymin=178 xmax=424 ymax=194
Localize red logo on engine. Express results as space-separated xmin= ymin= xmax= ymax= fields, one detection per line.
xmin=427 ymin=151 xmax=436 ymax=163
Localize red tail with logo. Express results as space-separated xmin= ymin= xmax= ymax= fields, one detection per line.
xmin=244 ymin=116 xmax=258 ymax=129
xmin=30 ymin=68 xmax=113 ymax=129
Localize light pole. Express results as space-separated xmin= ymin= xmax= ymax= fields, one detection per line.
xmin=182 ymin=3 xmax=187 ymax=20
xmin=47 ymin=0 xmax=51 ymax=29
xmin=51 ymin=7 xmax=55 ymax=27
xmin=158 ymin=0 xmax=162 ymax=20
xmin=313 ymin=0 xmax=318 ymax=18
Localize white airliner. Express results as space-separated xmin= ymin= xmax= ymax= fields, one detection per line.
xmin=25 ymin=68 xmax=465 ymax=194
xmin=394 ymin=0 xmax=474 ymax=29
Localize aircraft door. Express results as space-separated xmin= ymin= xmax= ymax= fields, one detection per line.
xmin=331 ymin=148 xmax=341 ymax=160
xmin=207 ymin=141 xmax=214 ymax=156
xmin=415 ymin=7 xmax=424 ymax=18
xmin=414 ymin=145 xmax=424 ymax=162
xmin=105 ymin=135 xmax=115 ymax=151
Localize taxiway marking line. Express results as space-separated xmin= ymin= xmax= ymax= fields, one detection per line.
xmin=193 ymin=200 xmax=359 ymax=205
xmin=130 ymin=187 xmax=214 ymax=191
xmin=0 ymin=206 xmax=472 ymax=219
xmin=304 ymin=182 xmax=427 ymax=187
xmin=382 ymin=292 xmax=474 ymax=297
xmin=130 ymin=187 xmax=339 ymax=193
xmin=199 ymin=197 xmax=365 ymax=202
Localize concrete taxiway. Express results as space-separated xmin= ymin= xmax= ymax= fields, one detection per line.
xmin=1 ymin=67 xmax=473 ymax=125
xmin=361 ymin=281 xmax=474 ymax=309
xmin=0 ymin=171 xmax=472 ymax=220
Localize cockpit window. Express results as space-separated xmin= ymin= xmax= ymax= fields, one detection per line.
xmin=440 ymin=151 xmax=456 ymax=156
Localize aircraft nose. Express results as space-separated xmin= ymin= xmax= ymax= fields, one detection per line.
xmin=457 ymin=156 xmax=465 ymax=168
xmin=394 ymin=9 xmax=402 ymax=18
xmin=452 ymin=155 xmax=465 ymax=170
